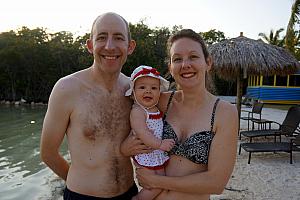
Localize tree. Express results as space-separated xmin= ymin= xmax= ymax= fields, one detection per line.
xmin=201 ymin=29 xmax=226 ymax=45
xmin=125 ymin=21 xmax=156 ymax=76
xmin=285 ymin=0 xmax=300 ymax=53
xmin=259 ymin=28 xmax=285 ymax=47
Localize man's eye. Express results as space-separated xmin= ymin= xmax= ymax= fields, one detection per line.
xmin=97 ymin=36 xmax=106 ymax=41
xmin=116 ymin=36 xmax=125 ymax=41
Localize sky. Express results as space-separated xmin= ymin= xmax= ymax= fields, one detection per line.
xmin=0 ymin=0 xmax=294 ymax=40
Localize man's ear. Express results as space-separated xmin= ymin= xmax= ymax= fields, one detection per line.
xmin=128 ymin=40 xmax=136 ymax=55
xmin=86 ymin=39 xmax=93 ymax=54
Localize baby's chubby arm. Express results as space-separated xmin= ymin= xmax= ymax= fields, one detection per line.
xmin=130 ymin=106 xmax=174 ymax=151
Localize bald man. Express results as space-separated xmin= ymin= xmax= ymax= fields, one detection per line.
xmin=40 ymin=12 xmax=138 ymax=199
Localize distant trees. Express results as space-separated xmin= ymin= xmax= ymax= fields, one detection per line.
xmin=258 ymin=28 xmax=285 ymax=47
xmin=285 ymin=0 xmax=300 ymax=54
xmin=0 ymin=27 xmax=92 ymax=102
xmin=0 ymin=23 xmax=227 ymax=102
xmin=259 ymin=1 xmax=300 ymax=60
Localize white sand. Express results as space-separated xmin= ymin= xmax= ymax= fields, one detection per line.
xmin=211 ymin=142 xmax=300 ymax=200
xmin=211 ymin=104 xmax=300 ymax=200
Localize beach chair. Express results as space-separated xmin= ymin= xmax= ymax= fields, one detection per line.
xmin=232 ymin=94 xmax=254 ymax=106
xmin=241 ymin=94 xmax=254 ymax=107
xmin=239 ymin=106 xmax=300 ymax=164
xmin=240 ymin=133 xmax=300 ymax=164
xmin=240 ymin=102 xmax=264 ymax=131
xmin=239 ymin=106 xmax=300 ymax=145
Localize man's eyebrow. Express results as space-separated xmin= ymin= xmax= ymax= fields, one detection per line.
xmin=95 ymin=32 xmax=125 ymax=37
xmin=96 ymin=32 xmax=108 ymax=37
xmin=113 ymin=32 xmax=125 ymax=37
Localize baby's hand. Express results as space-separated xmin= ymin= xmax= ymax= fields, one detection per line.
xmin=159 ymin=139 xmax=175 ymax=151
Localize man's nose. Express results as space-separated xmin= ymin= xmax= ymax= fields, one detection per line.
xmin=105 ymin=37 xmax=115 ymax=49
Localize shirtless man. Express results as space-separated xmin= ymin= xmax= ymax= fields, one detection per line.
xmin=40 ymin=12 xmax=138 ymax=199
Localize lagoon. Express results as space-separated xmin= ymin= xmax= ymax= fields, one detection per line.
xmin=0 ymin=104 xmax=67 ymax=200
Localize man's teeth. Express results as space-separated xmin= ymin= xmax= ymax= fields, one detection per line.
xmin=104 ymin=56 xmax=117 ymax=60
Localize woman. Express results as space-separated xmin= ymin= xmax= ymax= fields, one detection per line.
xmin=121 ymin=29 xmax=238 ymax=200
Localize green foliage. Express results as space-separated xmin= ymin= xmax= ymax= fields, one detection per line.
xmin=285 ymin=0 xmax=300 ymax=54
xmin=0 ymin=24 xmax=230 ymax=102
xmin=201 ymin=29 xmax=226 ymax=45
xmin=259 ymin=28 xmax=285 ymax=47
xmin=0 ymin=27 xmax=93 ymax=102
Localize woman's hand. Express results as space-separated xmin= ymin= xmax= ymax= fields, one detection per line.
xmin=136 ymin=167 xmax=158 ymax=189
xmin=159 ymin=139 xmax=175 ymax=151
xmin=120 ymin=131 xmax=152 ymax=156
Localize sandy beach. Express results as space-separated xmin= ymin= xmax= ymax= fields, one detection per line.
xmin=44 ymin=104 xmax=300 ymax=200
xmin=211 ymin=104 xmax=300 ymax=200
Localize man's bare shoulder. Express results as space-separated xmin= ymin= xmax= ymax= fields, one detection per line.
xmin=119 ymin=73 xmax=130 ymax=85
xmin=54 ymin=68 xmax=90 ymax=93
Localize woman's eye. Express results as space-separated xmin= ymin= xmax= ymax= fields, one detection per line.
xmin=190 ymin=55 xmax=199 ymax=59
xmin=173 ymin=58 xmax=182 ymax=62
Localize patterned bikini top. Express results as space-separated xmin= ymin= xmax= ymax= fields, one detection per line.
xmin=162 ymin=91 xmax=220 ymax=164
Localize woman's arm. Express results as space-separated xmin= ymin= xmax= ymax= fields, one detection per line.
xmin=137 ymin=102 xmax=238 ymax=195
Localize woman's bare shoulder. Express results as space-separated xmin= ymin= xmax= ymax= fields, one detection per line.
xmin=158 ymin=90 xmax=179 ymax=113
xmin=215 ymin=99 xmax=238 ymax=134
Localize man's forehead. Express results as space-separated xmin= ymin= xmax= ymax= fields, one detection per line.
xmin=93 ymin=14 xmax=127 ymax=35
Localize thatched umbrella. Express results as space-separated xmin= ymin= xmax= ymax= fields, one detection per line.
xmin=208 ymin=33 xmax=300 ymax=121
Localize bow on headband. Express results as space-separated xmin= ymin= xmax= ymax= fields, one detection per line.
xmin=133 ymin=67 xmax=160 ymax=80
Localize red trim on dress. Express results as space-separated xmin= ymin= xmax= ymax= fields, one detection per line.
xmin=149 ymin=111 xmax=163 ymax=119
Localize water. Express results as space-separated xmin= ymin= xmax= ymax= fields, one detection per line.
xmin=0 ymin=104 xmax=67 ymax=200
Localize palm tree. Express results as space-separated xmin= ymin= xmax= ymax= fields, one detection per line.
xmin=285 ymin=0 xmax=300 ymax=53
xmin=258 ymin=28 xmax=285 ymax=47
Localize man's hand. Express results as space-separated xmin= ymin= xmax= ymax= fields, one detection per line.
xmin=120 ymin=131 xmax=152 ymax=156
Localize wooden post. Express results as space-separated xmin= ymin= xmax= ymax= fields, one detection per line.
xmin=236 ymin=68 xmax=243 ymax=132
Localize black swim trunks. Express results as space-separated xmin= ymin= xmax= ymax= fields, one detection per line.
xmin=63 ymin=184 xmax=138 ymax=200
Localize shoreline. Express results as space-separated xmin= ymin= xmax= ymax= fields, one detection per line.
xmin=0 ymin=100 xmax=47 ymax=106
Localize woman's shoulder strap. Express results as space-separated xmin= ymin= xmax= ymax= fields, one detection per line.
xmin=210 ymin=98 xmax=220 ymax=132
xmin=163 ymin=90 xmax=175 ymax=120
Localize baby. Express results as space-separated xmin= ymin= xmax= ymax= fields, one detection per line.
xmin=125 ymin=65 xmax=175 ymax=200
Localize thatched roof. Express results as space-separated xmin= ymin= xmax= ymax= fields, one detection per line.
xmin=208 ymin=35 xmax=300 ymax=80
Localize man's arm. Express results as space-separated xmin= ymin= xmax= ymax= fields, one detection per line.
xmin=40 ymin=78 xmax=73 ymax=181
